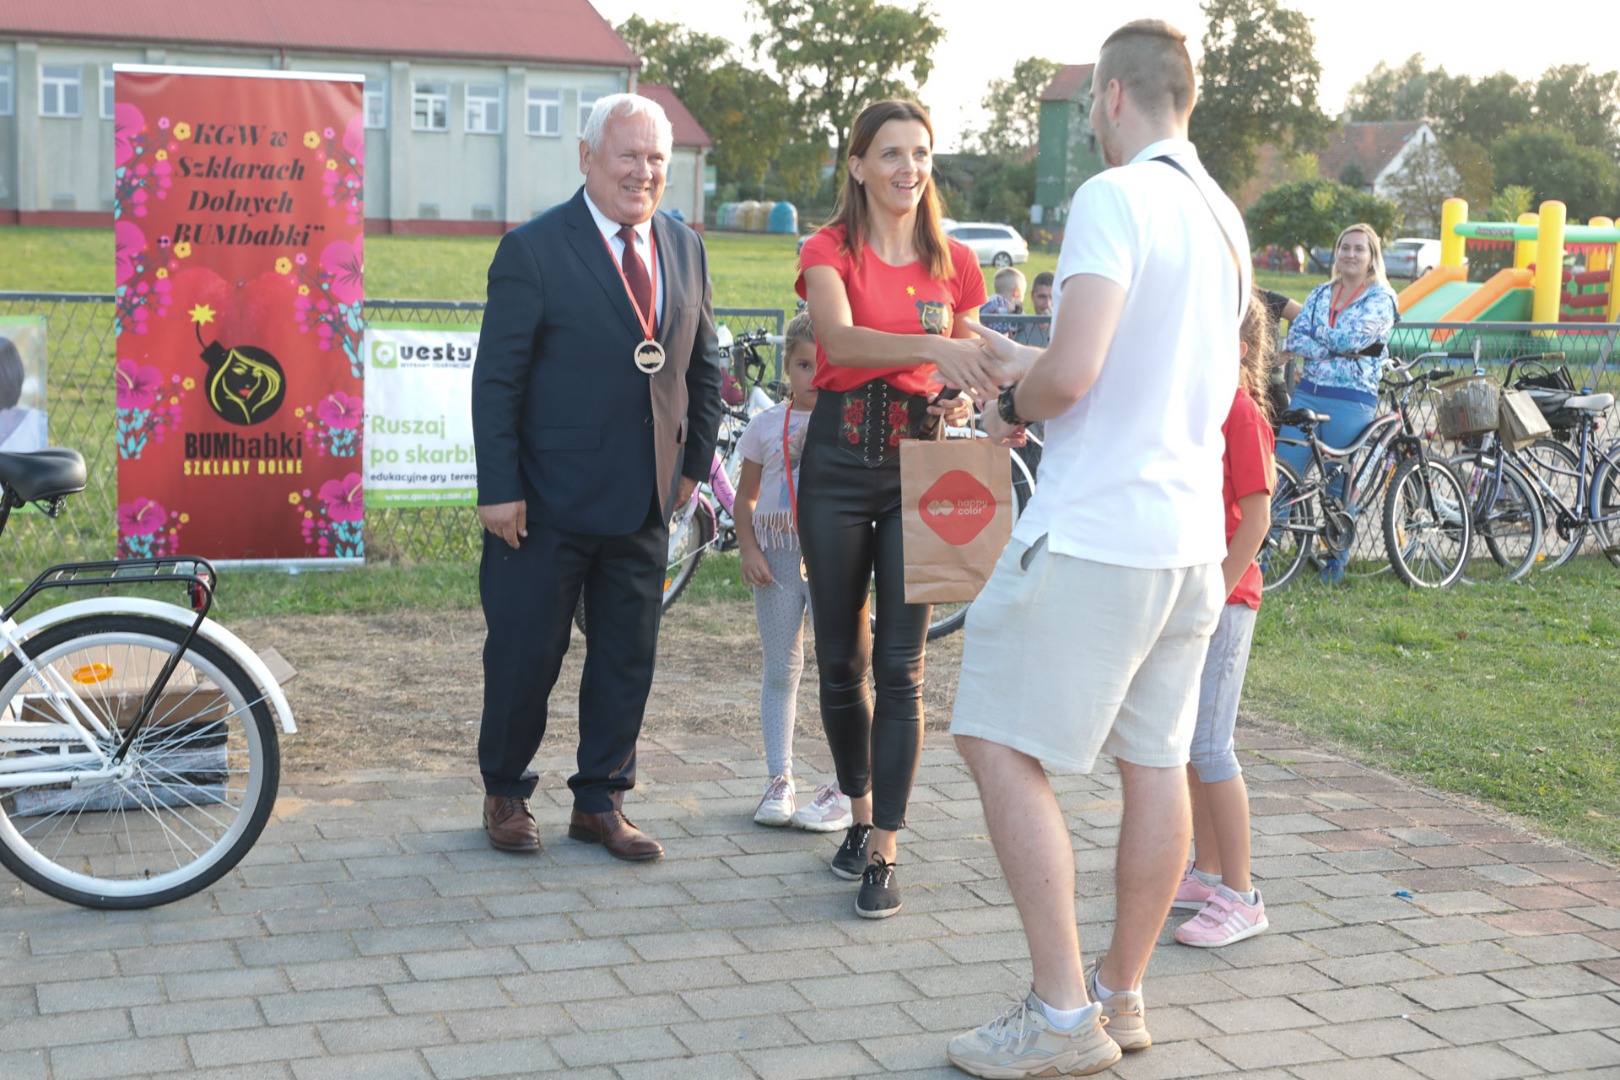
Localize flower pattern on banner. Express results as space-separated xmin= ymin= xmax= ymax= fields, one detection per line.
xmin=298 ymin=390 xmax=363 ymax=457
xmin=114 ymin=221 xmax=177 ymax=336
xmin=113 ymin=105 xmax=176 ymax=220
xmin=116 ymin=361 xmax=188 ymax=459
xmin=118 ymin=496 xmax=184 ymax=559
xmin=294 ymin=473 xmax=364 ymax=558
xmin=284 ymin=238 xmax=365 ymax=378
xmin=310 ymin=115 xmax=366 ymax=226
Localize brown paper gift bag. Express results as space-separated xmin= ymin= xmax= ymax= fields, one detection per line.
xmin=1498 ymin=387 xmax=1551 ymax=450
xmin=899 ymin=438 xmax=1015 ymax=604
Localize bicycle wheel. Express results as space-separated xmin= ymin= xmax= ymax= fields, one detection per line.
xmin=1383 ymin=456 xmax=1472 ymax=588
xmin=1451 ymin=453 xmax=1542 ymax=583
xmin=0 ymin=614 xmax=278 ymax=909
xmin=1592 ymin=456 xmax=1620 ymax=568
xmin=663 ymin=502 xmax=715 ymax=608
xmin=1517 ymin=437 xmax=1588 ymax=569
xmin=1260 ymin=458 xmax=1313 ymax=592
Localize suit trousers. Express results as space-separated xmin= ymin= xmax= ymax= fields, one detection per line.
xmin=477 ymin=496 xmax=666 ymax=812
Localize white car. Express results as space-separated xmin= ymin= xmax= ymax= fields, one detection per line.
xmin=1384 ymin=237 xmax=1441 ymax=280
xmin=948 ymin=223 xmax=1029 ymax=268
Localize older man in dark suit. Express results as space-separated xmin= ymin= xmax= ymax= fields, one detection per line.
xmin=471 ymin=93 xmax=722 ymax=859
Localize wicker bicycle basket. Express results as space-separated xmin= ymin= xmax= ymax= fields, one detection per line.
xmin=1436 ymin=374 xmax=1500 ymax=439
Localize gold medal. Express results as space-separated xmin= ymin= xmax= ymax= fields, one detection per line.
xmin=634 ymin=339 xmax=666 ymax=374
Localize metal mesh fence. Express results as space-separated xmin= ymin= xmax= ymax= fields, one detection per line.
xmin=0 ymin=293 xmax=782 ymax=571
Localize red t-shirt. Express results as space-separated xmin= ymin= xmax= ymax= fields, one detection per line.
xmin=795 ymin=225 xmax=987 ymax=396
xmin=1223 ymin=388 xmax=1276 ymax=610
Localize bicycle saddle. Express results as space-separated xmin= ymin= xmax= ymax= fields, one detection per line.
xmin=0 ymin=448 xmax=88 ymax=502
xmin=1280 ymin=408 xmax=1329 ymax=428
xmin=1565 ymin=392 xmax=1614 ymax=413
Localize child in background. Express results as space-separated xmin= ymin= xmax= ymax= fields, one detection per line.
xmin=977 ymin=266 xmax=1026 ymax=336
xmin=734 ymin=311 xmax=852 ymax=831
xmin=1172 ymin=288 xmax=1277 ymax=948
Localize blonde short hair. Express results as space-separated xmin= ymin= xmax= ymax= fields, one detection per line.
xmin=784 ymin=310 xmax=815 ymax=357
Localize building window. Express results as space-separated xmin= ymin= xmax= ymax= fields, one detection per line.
xmin=466 ymin=84 xmax=502 ymax=134
xmin=578 ymin=91 xmax=604 ymax=136
xmin=40 ymin=64 xmax=82 ymax=118
xmin=526 ymin=87 xmax=560 ymax=137
xmin=101 ymin=66 xmax=115 ymax=118
xmin=364 ymin=81 xmax=387 ymax=130
xmin=0 ymin=63 xmax=13 ymax=117
xmin=412 ymin=81 xmax=448 ymax=131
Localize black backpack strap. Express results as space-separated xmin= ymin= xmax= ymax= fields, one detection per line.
xmin=1154 ymin=155 xmax=1245 ymax=318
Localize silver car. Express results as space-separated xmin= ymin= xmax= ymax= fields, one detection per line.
xmin=948 ymin=223 xmax=1029 ymax=268
xmin=1384 ymin=237 xmax=1441 ymax=280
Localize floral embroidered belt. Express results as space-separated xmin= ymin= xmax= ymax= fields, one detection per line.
xmin=811 ymin=380 xmax=939 ymax=468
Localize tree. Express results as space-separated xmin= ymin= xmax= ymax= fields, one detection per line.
xmin=750 ymin=0 xmax=944 ymax=170
xmin=1343 ymin=54 xmax=1430 ymax=122
xmin=1489 ymin=184 xmax=1536 ymax=223
xmin=1244 ymin=178 xmax=1401 ymax=253
xmin=1190 ymin=0 xmax=1334 ymax=191
xmin=1446 ymin=136 xmax=1495 ymax=209
xmin=1451 ymin=72 xmax=1532 ymax=146
xmin=1491 ymin=124 xmax=1620 ymax=220
xmin=616 ymin=16 xmax=816 ymax=199
xmin=966 ymin=57 xmax=1060 ymax=157
xmin=1533 ymin=64 xmax=1620 ymax=160
xmin=1383 ymin=140 xmax=1460 ymax=236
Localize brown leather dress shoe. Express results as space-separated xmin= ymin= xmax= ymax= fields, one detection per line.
xmin=483 ymin=795 xmax=540 ymax=853
xmin=567 ymin=808 xmax=664 ymax=861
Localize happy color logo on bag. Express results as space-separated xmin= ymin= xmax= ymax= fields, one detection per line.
xmin=919 ymin=470 xmax=997 ymax=545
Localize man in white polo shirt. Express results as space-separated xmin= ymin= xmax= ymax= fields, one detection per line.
xmin=945 ymin=19 xmax=1249 ymax=1078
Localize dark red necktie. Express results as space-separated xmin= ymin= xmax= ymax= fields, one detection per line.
xmin=617 ymin=225 xmax=653 ymax=322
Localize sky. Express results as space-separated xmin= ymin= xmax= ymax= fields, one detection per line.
xmin=589 ymin=0 xmax=1620 ymax=152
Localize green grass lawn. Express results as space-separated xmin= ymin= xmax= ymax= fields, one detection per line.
xmin=3 ymin=224 xmax=1615 ymax=858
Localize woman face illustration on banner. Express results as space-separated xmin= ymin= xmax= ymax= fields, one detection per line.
xmin=201 ymin=340 xmax=286 ymax=425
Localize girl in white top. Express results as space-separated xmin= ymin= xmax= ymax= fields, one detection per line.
xmin=734 ymin=312 xmax=852 ymax=831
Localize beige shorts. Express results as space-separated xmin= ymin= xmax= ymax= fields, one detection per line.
xmin=949 ymin=536 xmax=1224 ymax=772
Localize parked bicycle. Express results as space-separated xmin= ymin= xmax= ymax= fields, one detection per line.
xmin=1264 ymin=348 xmax=1474 ymax=590
xmin=1455 ymin=353 xmax=1620 ymax=574
xmin=0 ymin=448 xmax=295 ymax=909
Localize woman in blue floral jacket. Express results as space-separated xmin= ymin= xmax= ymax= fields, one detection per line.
xmin=1278 ymin=222 xmax=1398 ymax=582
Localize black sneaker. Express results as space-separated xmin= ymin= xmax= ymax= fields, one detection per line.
xmin=831 ymin=822 xmax=873 ymax=880
xmin=856 ymin=855 xmax=901 ymax=919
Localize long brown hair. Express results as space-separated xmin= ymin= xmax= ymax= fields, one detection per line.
xmin=1239 ymin=288 xmax=1274 ymax=423
xmin=823 ymin=100 xmax=954 ymax=280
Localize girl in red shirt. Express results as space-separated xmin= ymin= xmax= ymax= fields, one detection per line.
xmin=1171 ymin=290 xmax=1277 ymax=949
xmin=796 ymin=99 xmax=994 ymax=920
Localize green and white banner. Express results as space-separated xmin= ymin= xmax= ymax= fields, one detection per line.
xmin=362 ymin=325 xmax=478 ymax=507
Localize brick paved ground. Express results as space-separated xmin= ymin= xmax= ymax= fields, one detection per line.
xmin=3 ymin=727 xmax=1619 ymax=1078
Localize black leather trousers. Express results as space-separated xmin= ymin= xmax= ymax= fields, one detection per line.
xmin=796 ymin=384 xmax=931 ymax=832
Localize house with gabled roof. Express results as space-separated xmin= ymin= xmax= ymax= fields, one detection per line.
xmin=0 ymin=0 xmax=711 ymax=232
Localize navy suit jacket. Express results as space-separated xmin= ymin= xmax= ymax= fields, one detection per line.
xmin=472 ymin=188 xmax=723 ymax=536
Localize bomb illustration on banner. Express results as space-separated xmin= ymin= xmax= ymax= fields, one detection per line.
xmin=189 ymin=303 xmax=286 ymax=426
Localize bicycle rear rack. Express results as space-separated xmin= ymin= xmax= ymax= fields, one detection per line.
xmin=3 ymin=556 xmax=219 ymax=763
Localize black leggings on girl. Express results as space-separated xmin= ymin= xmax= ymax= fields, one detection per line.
xmin=796 ymin=391 xmax=929 ymax=832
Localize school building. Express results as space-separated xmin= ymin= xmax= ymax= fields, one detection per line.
xmin=0 ymin=0 xmax=711 ymax=234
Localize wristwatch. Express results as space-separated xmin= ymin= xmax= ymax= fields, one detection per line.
xmin=996 ymin=384 xmax=1026 ymax=426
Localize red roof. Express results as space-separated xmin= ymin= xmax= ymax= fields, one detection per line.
xmin=636 ymin=83 xmax=711 ymax=150
xmin=1 ymin=0 xmax=637 ymax=69
xmin=1041 ymin=64 xmax=1095 ymax=103
xmin=1316 ymin=121 xmax=1427 ymax=186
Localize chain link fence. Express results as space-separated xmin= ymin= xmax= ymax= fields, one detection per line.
xmin=0 ymin=292 xmax=782 ymax=571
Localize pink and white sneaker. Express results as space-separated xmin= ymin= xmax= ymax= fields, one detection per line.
xmin=789 ymin=783 xmax=852 ymax=832
xmin=1175 ymin=885 xmax=1269 ymax=948
xmin=1171 ymin=866 xmax=1220 ymax=912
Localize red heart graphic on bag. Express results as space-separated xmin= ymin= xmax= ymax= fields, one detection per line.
xmin=919 ymin=470 xmax=997 ymax=546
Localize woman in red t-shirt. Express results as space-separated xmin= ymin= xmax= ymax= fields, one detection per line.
xmin=795 ymin=99 xmax=999 ymax=921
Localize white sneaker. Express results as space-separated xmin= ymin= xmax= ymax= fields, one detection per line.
xmin=753 ymin=775 xmax=795 ymax=826
xmin=789 ymin=783 xmax=853 ymax=832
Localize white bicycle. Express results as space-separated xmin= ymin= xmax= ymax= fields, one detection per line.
xmin=0 ymin=448 xmax=295 ymax=909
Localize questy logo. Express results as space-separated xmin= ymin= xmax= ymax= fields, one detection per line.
xmin=371 ymin=339 xmax=399 ymax=369
xmin=189 ymin=304 xmax=285 ymax=427
xmin=919 ymin=470 xmax=997 ymax=546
